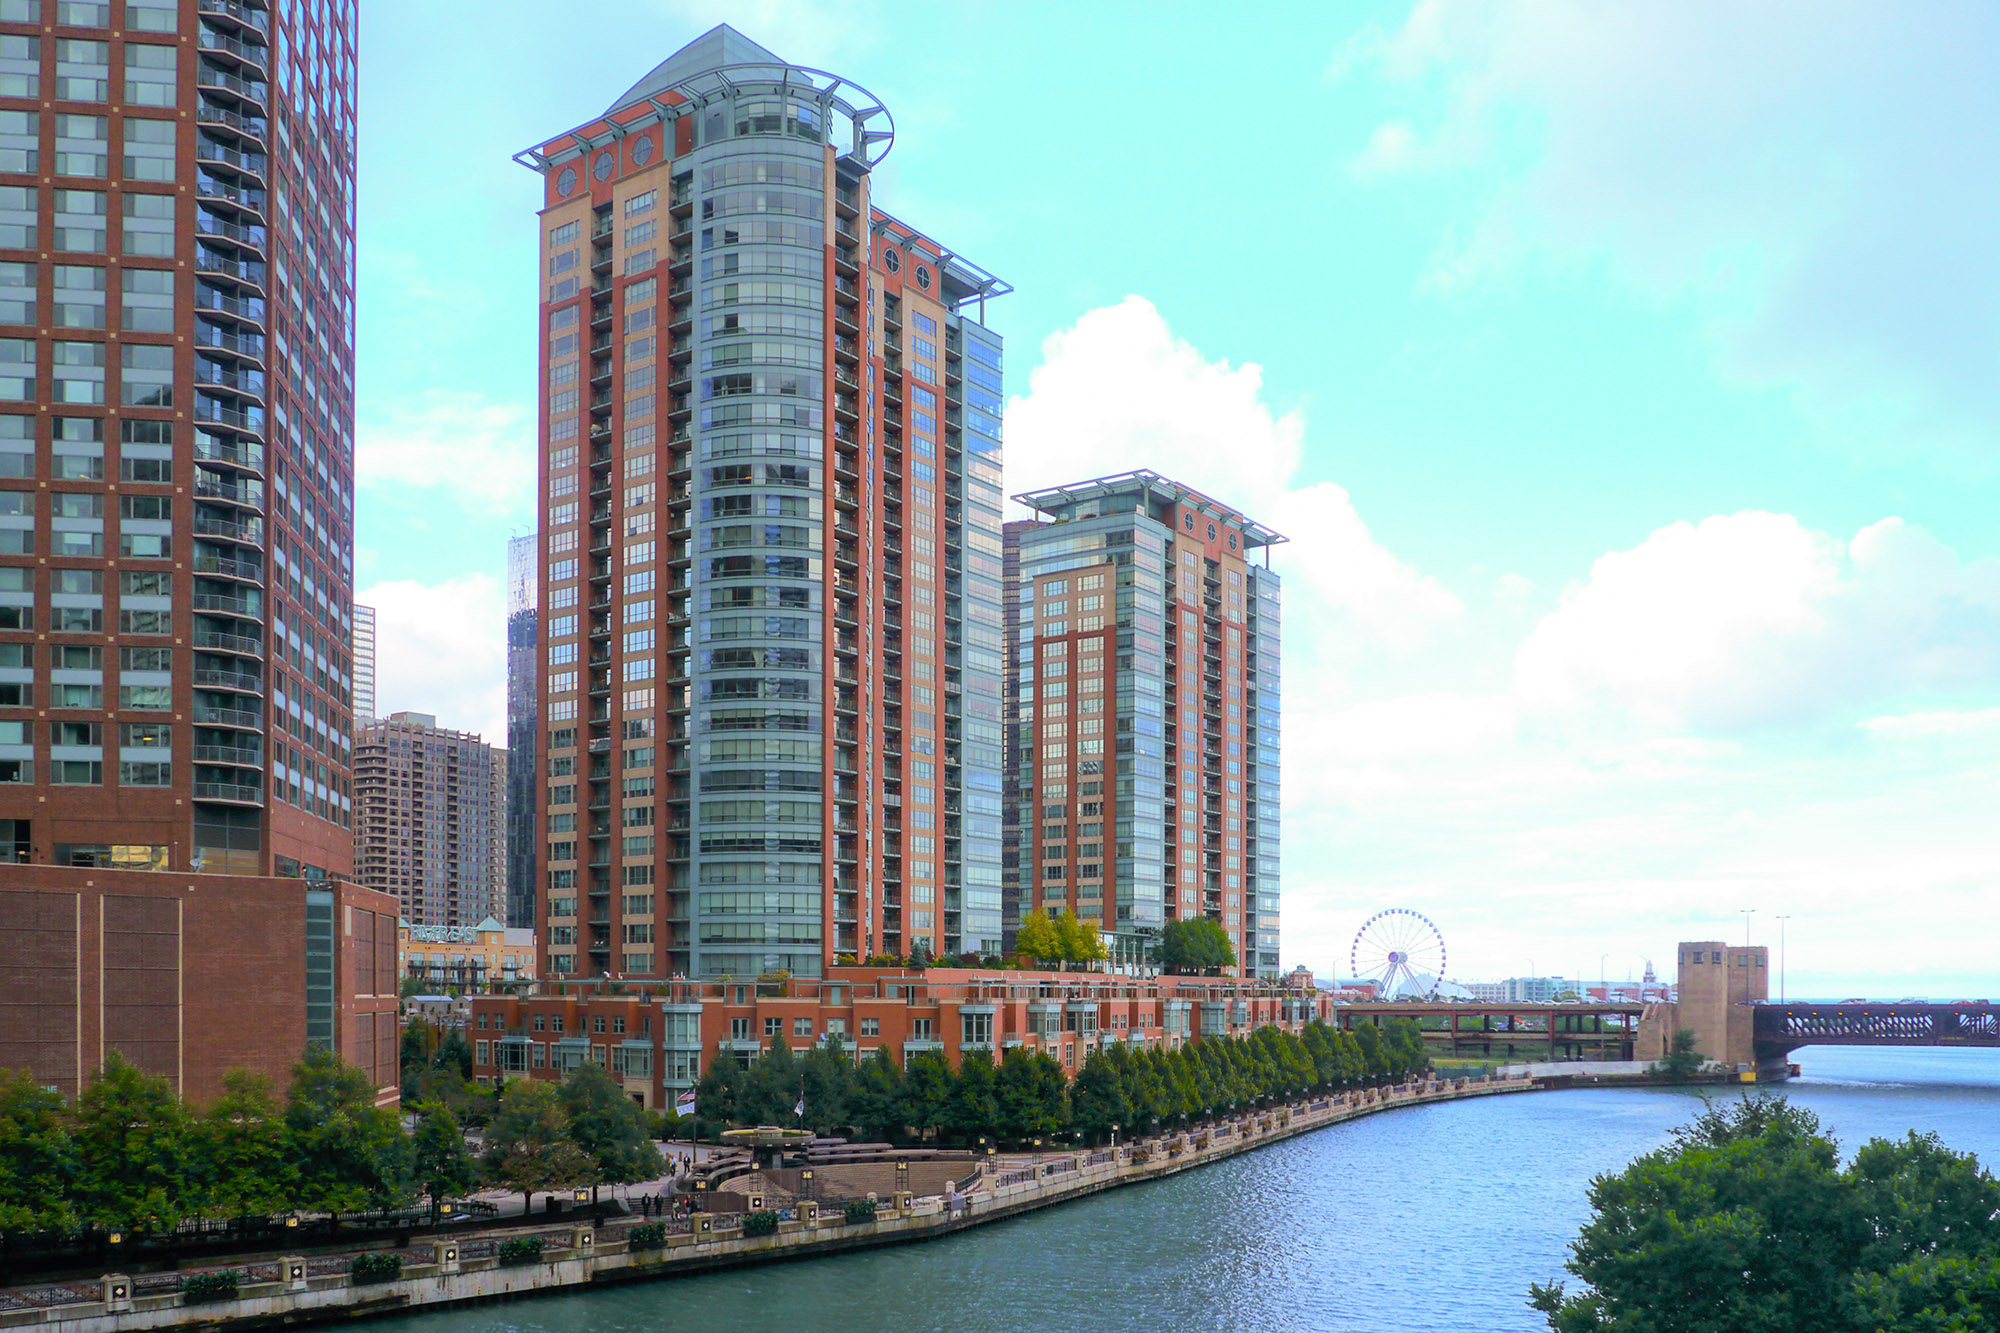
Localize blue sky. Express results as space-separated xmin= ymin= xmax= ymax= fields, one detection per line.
xmin=355 ymin=1 xmax=2000 ymax=995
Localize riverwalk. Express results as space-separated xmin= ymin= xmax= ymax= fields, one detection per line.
xmin=3 ymin=1074 xmax=1536 ymax=1333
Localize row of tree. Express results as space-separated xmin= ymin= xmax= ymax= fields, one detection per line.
xmin=689 ymin=1017 xmax=1430 ymax=1146
xmin=0 ymin=1050 xmax=664 ymax=1241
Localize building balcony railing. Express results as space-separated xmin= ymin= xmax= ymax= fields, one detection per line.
xmin=192 ymin=780 xmax=263 ymax=805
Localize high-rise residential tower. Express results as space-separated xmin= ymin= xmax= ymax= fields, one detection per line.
xmin=1010 ymin=472 xmax=1283 ymax=978
xmin=354 ymin=711 xmax=507 ymax=929
xmin=352 ymin=602 xmax=375 ymax=724
xmin=520 ymin=26 xmax=1008 ymax=982
xmin=504 ymin=532 xmax=538 ymax=929
xmin=0 ymin=0 xmax=359 ymax=879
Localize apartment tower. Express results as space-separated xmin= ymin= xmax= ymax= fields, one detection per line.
xmin=504 ymin=531 xmax=537 ymax=928
xmin=353 ymin=711 xmax=507 ymax=929
xmin=1010 ymin=473 xmax=1283 ymax=978
xmin=351 ymin=601 xmax=374 ymax=723
xmin=0 ymin=0 xmax=359 ymax=878
xmin=521 ymin=26 xmax=1008 ymax=982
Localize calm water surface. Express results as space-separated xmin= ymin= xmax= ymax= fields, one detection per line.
xmin=374 ymin=1047 xmax=2000 ymax=1333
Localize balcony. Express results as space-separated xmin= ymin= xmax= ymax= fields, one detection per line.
xmin=193 ymin=780 xmax=263 ymax=805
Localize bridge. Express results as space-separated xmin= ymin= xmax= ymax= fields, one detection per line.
xmin=1755 ymin=1001 xmax=2000 ymax=1061
xmin=1337 ymin=1002 xmax=1643 ymax=1063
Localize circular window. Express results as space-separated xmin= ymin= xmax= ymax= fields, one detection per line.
xmin=914 ymin=264 xmax=932 ymax=291
xmin=883 ymin=248 xmax=901 ymax=274
xmin=632 ymin=135 xmax=655 ymax=167
xmin=1228 ymin=533 xmax=1238 ymax=551
xmin=555 ymin=166 xmax=578 ymax=196
xmin=593 ymin=150 xmax=615 ymax=181
xmin=1207 ymin=521 xmax=1218 ymax=541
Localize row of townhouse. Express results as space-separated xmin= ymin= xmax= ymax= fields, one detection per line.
xmin=469 ymin=966 xmax=1333 ymax=1110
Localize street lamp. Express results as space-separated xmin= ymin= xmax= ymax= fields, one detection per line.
xmin=1111 ymin=1122 xmax=1120 ymax=1150
xmin=800 ymin=1168 xmax=815 ymax=1201
xmin=1776 ymin=915 xmax=1791 ymax=1002
xmin=1739 ymin=909 xmax=1756 ymax=947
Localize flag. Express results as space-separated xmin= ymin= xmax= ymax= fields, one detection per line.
xmin=675 ymin=1089 xmax=696 ymax=1117
xmin=795 ymin=1094 xmax=806 ymax=1118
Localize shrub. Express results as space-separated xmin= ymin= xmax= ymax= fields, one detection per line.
xmin=843 ymin=1200 xmax=877 ymax=1225
xmin=741 ymin=1210 xmax=779 ymax=1237
xmin=627 ymin=1222 xmax=665 ymax=1249
xmin=181 ymin=1271 xmax=240 ymax=1304
xmin=349 ymin=1252 xmax=402 ymax=1285
xmin=498 ymin=1236 xmax=543 ymax=1268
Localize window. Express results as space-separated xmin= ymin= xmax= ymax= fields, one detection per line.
xmin=0 ymin=262 xmax=33 ymax=325
xmin=860 ymin=1017 xmax=880 ymax=1037
xmin=0 ymin=34 xmax=38 ymax=99
xmin=51 ymin=759 xmax=101 ymax=785
xmin=121 ymin=117 xmax=174 ymax=182
xmin=55 ymin=40 xmax=107 ymax=102
xmin=52 ymin=265 xmax=106 ymax=330
xmin=52 ymin=189 xmax=106 ymax=254
xmin=120 ymin=269 xmax=172 ymax=332
xmin=763 ymin=1016 xmax=782 ymax=1039
xmin=54 ymin=114 xmax=107 ymax=178
xmin=125 ymin=0 xmax=178 ymax=33
xmin=962 ymin=1012 xmax=993 ymax=1045
xmin=793 ymin=1017 xmax=812 ymax=1038
xmin=121 ymin=192 xmax=172 ymax=257
xmin=120 ymin=343 xmax=171 ymax=406
xmin=122 ymin=43 xmax=174 ymax=106
xmin=0 ymin=338 xmax=28 ymax=402
xmin=52 ymin=341 xmax=104 ymax=404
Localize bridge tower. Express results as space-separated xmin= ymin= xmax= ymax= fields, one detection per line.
xmin=1638 ymin=941 xmax=1773 ymax=1077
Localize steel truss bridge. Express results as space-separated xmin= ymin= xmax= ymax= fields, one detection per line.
xmin=1755 ymin=1002 xmax=2000 ymax=1060
xmin=1337 ymin=1002 xmax=1644 ymax=1063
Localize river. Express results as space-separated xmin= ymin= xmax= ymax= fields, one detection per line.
xmin=369 ymin=1047 xmax=2000 ymax=1333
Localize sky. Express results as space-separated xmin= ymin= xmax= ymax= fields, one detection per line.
xmin=353 ymin=0 xmax=2000 ymax=997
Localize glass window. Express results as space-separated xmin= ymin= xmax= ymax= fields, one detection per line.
xmin=0 ymin=261 xmax=31 ymax=324
xmin=57 ymin=2 xmax=107 ymax=23
xmin=118 ymin=342 xmax=170 ymax=406
xmin=51 ymin=759 xmax=102 ymax=784
xmin=51 ymin=264 xmax=106 ymax=330
xmin=121 ymin=191 xmax=172 ymax=256
xmin=0 ymin=414 xmax=28 ymax=477
xmin=51 ymin=341 xmax=103 ymax=404
xmin=120 ymin=267 xmax=171 ymax=332
xmin=54 ymin=114 xmax=107 ymax=178
xmin=55 ymin=39 xmax=107 ymax=101
xmin=0 ymin=35 xmax=39 ymax=99
xmin=54 ymin=189 xmax=107 ymax=252
xmin=122 ymin=43 xmax=173 ymax=106
xmin=121 ymin=116 xmax=172 ymax=182
xmin=0 ymin=338 xmax=33 ymax=402
xmin=0 ymin=111 xmax=37 ymax=175
xmin=0 ymin=187 xmax=33 ymax=249
xmin=124 ymin=0 xmax=176 ymax=31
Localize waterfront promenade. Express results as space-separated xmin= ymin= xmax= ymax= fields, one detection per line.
xmin=0 ymin=1074 xmax=1534 ymax=1333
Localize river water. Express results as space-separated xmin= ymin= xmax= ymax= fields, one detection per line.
xmin=372 ymin=1047 xmax=2000 ymax=1333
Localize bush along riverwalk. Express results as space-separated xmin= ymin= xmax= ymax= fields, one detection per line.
xmin=0 ymin=1070 xmax=1534 ymax=1333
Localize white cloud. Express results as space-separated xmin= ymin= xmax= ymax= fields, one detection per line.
xmin=1004 ymin=297 xmax=1461 ymax=655
xmin=1350 ymin=0 xmax=2000 ymax=460
xmin=357 ymin=574 xmax=508 ymax=742
xmin=356 ymin=391 xmax=534 ymax=519
xmin=1516 ymin=512 xmax=2000 ymax=732
xmin=1864 ymin=707 xmax=2000 ymax=739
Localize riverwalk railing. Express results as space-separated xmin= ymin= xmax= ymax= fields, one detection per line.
xmin=0 ymin=1075 xmax=1535 ymax=1333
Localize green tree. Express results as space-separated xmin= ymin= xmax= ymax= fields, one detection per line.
xmin=482 ymin=1078 xmax=596 ymax=1213
xmin=198 ymin=1070 xmax=293 ymax=1228
xmin=995 ymin=1049 xmax=1067 ymax=1141
xmin=1071 ymin=1051 xmax=1132 ymax=1143
xmin=1157 ymin=918 xmax=1236 ymax=974
xmin=1015 ymin=908 xmax=1060 ymax=966
xmin=0 ymin=1069 xmax=76 ymax=1238
xmin=742 ymin=1037 xmax=801 ymax=1126
xmin=409 ymin=1101 xmax=477 ymax=1223
xmin=71 ymin=1055 xmax=195 ymax=1235
xmin=1649 ymin=1028 xmax=1704 ymax=1083
xmin=899 ymin=1051 xmax=954 ymax=1145
xmin=284 ymin=1047 xmax=411 ymax=1223
xmin=850 ymin=1047 xmax=906 ymax=1142
xmin=434 ymin=1030 xmax=475 ymax=1081
xmin=799 ymin=1037 xmax=856 ymax=1133
xmin=947 ymin=1048 xmax=999 ymax=1143
xmin=559 ymin=1062 xmax=664 ymax=1201
xmin=693 ymin=1055 xmax=745 ymax=1138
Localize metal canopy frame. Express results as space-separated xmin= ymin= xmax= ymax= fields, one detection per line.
xmin=871 ymin=216 xmax=1014 ymax=312
xmin=514 ymin=61 xmax=895 ymax=174
xmin=1012 ymin=469 xmax=1288 ymax=550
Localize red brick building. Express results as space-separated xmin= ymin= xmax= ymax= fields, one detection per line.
xmin=0 ymin=866 xmax=398 ymax=1105
xmin=469 ymin=968 xmax=1333 ymax=1111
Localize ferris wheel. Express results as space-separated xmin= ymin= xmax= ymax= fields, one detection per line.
xmin=1350 ymin=909 xmax=1447 ymax=1000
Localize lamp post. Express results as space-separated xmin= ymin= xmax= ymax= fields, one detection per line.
xmin=1776 ymin=915 xmax=1791 ymax=1002
xmin=1599 ymin=954 xmax=1608 ymax=999
xmin=1111 ymin=1122 xmax=1119 ymax=1150
xmin=1739 ymin=909 xmax=1755 ymax=947
xmin=800 ymin=1167 xmax=815 ymax=1202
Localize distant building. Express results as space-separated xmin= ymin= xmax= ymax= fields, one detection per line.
xmin=354 ymin=712 xmax=507 ymax=928
xmin=353 ymin=603 xmax=378 ymax=726
xmin=0 ymin=866 xmax=399 ymax=1105
xmin=504 ymin=534 xmax=537 ymax=931
xmin=1465 ymin=976 xmax=1578 ymax=1004
xmin=400 ymin=915 xmax=536 ymax=991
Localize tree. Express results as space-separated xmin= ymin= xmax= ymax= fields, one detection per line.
xmin=409 ymin=1102 xmax=477 ymax=1223
xmin=907 ymin=939 xmax=935 ymax=970
xmin=850 ymin=1047 xmax=906 ymax=1142
xmin=946 ymin=1048 xmax=999 ymax=1143
xmin=0 ymin=1069 xmax=75 ymax=1238
xmin=1157 ymin=919 xmax=1236 ymax=975
xmin=1071 ymin=1052 xmax=1132 ymax=1143
xmin=693 ymin=1056 xmax=745 ymax=1138
xmin=799 ymin=1037 xmax=856 ymax=1133
xmin=1650 ymin=1028 xmax=1704 ymax=1084
xmin=559 ymin=1063 xmax=664 ymax=1201
xmin=434 ymin=1030 xmax=475 ymax=1081
xmin=198 ymin=1070 xmax=294 ymax=1228
xmin=742 ymin=1037 xmax=801 ymax=1126
xmin=995 ymin=1049 xmax=1066 ymax=1141
xmin=900 ymin=1052 xmax=954 ymax=1145
xmin=71 ymin=1054 xmax=195 ymax=1235
xmin=285 ymin=1047 xmax=411 ymax=1223
xmin=1015 ymin=908 xmax=1060 ymax=966
xmin=1528 ymin=1095 xmax=2000 ymax=1333
xmin=483 ymin=1078 xmax=595 ymax=1213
